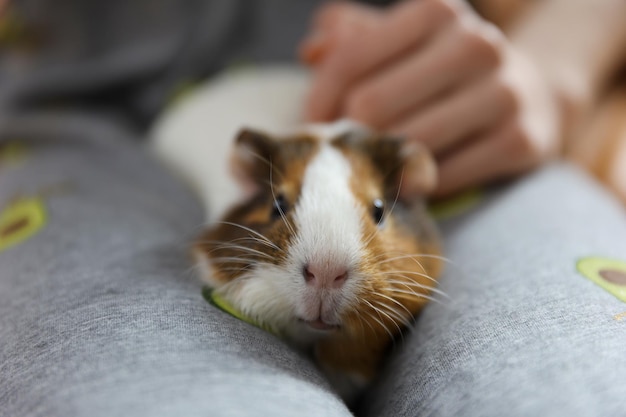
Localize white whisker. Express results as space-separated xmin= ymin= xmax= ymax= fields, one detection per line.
xmin=206 ymin=256 xmax=258 ymax=265
xmin=383 ymin=285 xmax=443 ymax=304
xmin=370 ymin=298 xmax=412 ymax=329
xmin=362 ymin=299 xmax=401 ymax=339
xmin=230 ymin=236 xmax=285 ymax=253
xmin=270 ymin=164 xmax=296 ymax=236
xmin=372 ymin=291 xmax=413 ymax=318
xmin=355 ymin=312 xmax=379 ymax=342
xmin=202 ymin=241 xmax=276 ymax=260
xmin=378 ymin=269 xmax=439 ymax=284
xmin=383 ymin=276 xmax=449 ymax=299
xmin=212 ymin=221 xmax=282 ymax=251
xmin=361 ymin=307 xmax=395 ymax=342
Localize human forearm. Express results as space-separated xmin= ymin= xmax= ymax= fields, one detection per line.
xmin=509 ymin=0 xmax=626 ymax=123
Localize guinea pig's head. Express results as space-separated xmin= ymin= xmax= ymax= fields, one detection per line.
xmin=194 ymin=124 xmax=443 ymax=345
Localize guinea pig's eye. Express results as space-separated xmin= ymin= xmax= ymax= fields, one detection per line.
xmin=271 ymin=194 xmax=289 ymax=220
xmin=372 ymin=198 xmax=385 ymax=224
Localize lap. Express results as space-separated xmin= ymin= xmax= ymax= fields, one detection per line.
xmin=5 ymin=118 xmax=624 ymax=417
xmin=0 ymin=113 xmax=350 ymax=417
xmin=362 ymin=162 xmax=626 ymax=417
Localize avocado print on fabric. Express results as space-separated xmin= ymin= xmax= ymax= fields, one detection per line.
xmin=0 ymin=141 xmax=28 ymax=166
xmin=577 ymin=257 xmax=626 ymax=303
xmin=201 ymin=286 xmax=278 ymax=336
xmin=0 ymin=197 xmax=47 ymax=252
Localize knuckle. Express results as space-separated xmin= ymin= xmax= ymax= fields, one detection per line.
xmin=459 ymin=26 xmax=503 ymax=66
xmin=495 ymin=79 xmax=522 ymax=114
xmin=424 ymin=0 xmax=461 ymax=23
xmin=345 ymin=88 xmax=380 ymax=121
xmin=500 ymin=123 xmax=540 ymax=162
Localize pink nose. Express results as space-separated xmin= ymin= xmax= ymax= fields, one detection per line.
xmin=303 ymin=264 xmax=348 ymax=288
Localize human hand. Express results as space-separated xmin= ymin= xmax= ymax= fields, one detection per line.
xmin=300 ymin=0 xmax=562 ymax=197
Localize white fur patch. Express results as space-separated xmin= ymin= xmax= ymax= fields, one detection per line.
xmin=216 ymin=263 xmax=297 ymax=335
xmin=150 ymin=66 xmax=310 ymax=222
xmin=193 ymin=248 xmax=221 ymax=289
xmin=305 ymin=119 xmax=370 ymax=143
xmin=190 ymin=119 xmax=370 ymax=344
xmin=210 ymin=142 xmax=367 ymax=344
xmin=287 ymin=143 xmax=365 ymax=322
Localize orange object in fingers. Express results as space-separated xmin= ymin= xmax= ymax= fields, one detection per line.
xmin=298 ymin=33 xmax=328 ymax=66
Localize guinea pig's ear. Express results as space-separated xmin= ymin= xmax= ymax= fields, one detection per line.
xmin=396 ymin=140 xmax=438 ymax=200
xmin=371 ymin=137 xmax=438 ymax=201
xmin=230 ymin=128 xmax=279 ymax=194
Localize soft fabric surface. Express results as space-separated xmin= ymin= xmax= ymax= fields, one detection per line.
xmin=3 ymin=117 xmax=626 ymax=417
xmin=0 ymin=115 xmax=351 ymax=417
xmin=2 ymin=1 xmax=626 ymax=415
xmin=361 ymin=164 xmax=626 ymax=417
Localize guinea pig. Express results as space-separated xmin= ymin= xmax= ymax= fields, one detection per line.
xmin=193 ymin=121 xmax=443 ymax=401
xmin=150 ymin=66 xmax=444 ymax=402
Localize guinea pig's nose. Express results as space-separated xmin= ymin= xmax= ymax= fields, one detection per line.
xmin=303 ymin=264 xmax=348 ymax=289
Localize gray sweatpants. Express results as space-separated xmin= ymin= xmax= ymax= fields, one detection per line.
xmin=2 ymin=113 xmax=626 ymax=417
xmin=0 ymin=113 xmax=348 ymax=416
xmin=2 ymin=1 xmax=626 ymax=416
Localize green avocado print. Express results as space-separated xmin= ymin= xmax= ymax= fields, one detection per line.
xmin=577 ymin=257 xmax=626 ymax=303
xmin=202 ymin=286 xmax=276 ymax=335
xmin=0 ymin=197 xmax=47 ymax=252
xmin=428 ymin=188 xmax=483 ymax=220
xmin=0 ymin=142 xmax=28 ymax=166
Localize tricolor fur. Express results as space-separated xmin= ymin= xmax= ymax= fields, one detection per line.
xmin=194 ymin=122 xmax=443 ymax=400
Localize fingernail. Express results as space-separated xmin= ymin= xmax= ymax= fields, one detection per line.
xmin=298 ymin=31 xmax=328 ymax=66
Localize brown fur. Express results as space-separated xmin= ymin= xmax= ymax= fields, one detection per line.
xmin=195 ymin=128 xmax=443 ymax=393
xmin=195 ymin=131 xmax=320 ymax=283
xmin=311 ymin=135 xmax=443 ymax=381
